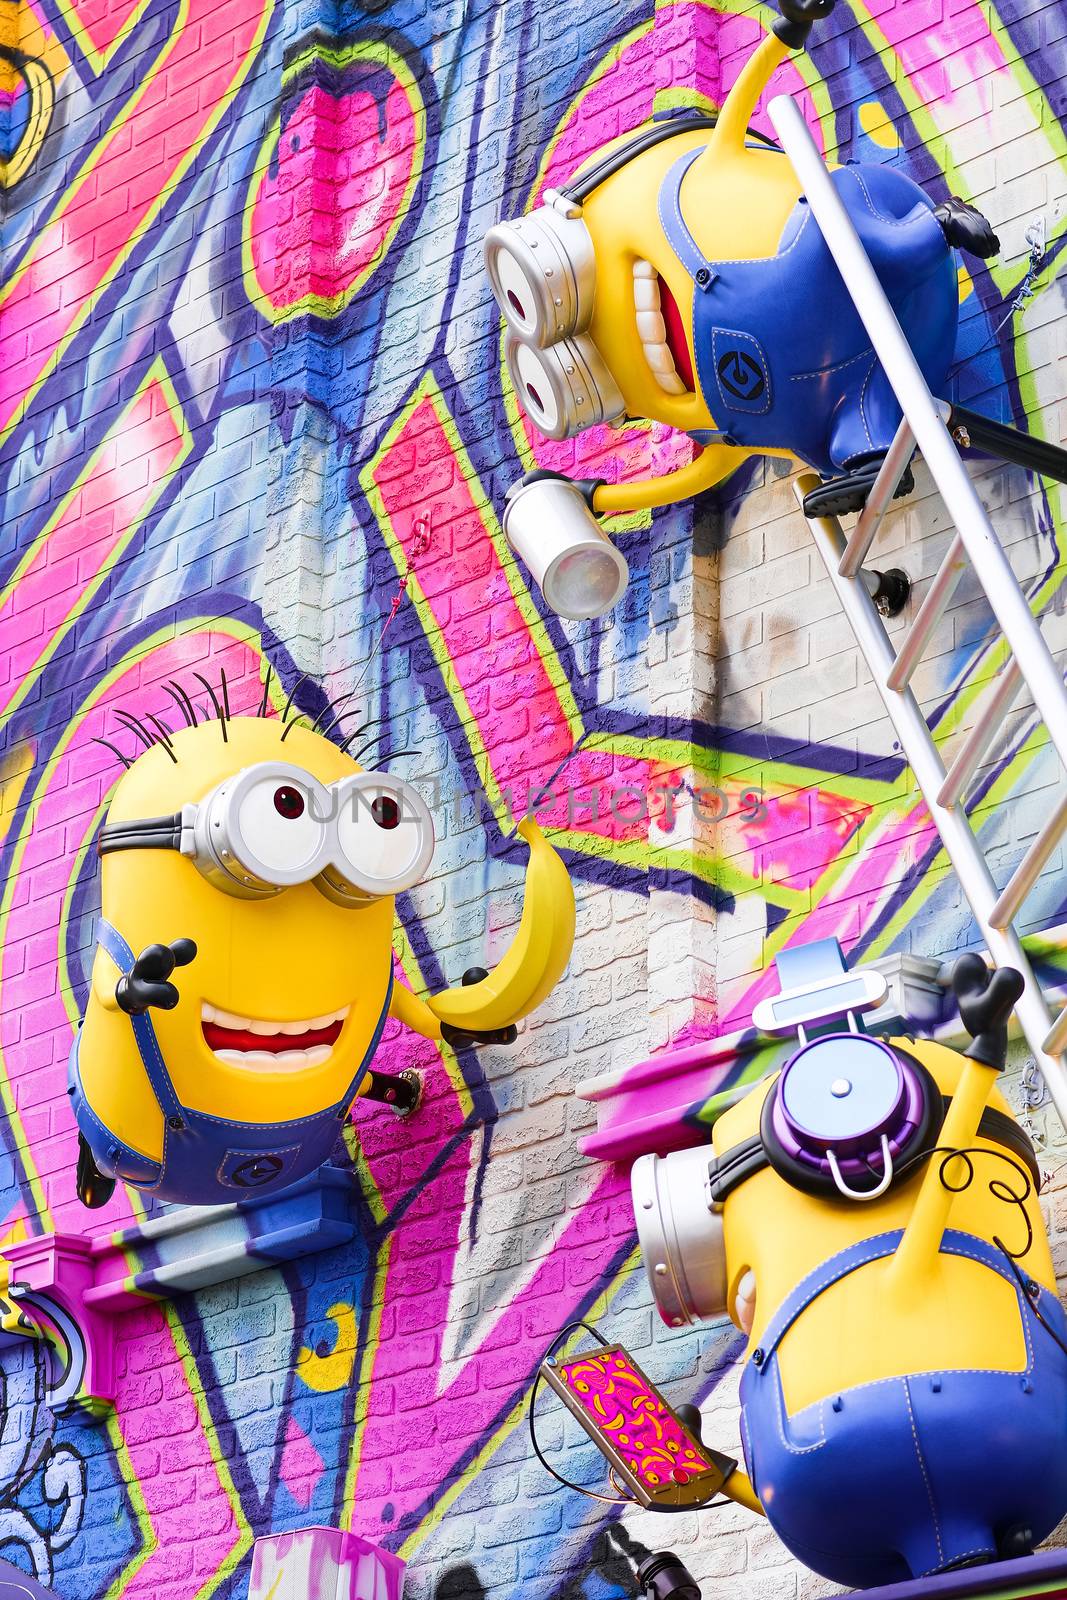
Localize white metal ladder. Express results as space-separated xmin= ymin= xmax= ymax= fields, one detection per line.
xmin=768 ymin=93 xmax=1067 ymax=1128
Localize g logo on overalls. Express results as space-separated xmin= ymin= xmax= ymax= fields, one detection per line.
xmin=226 ymin=1153 xmax=286 ymax=1189
xmin=717 ymin=349 xmax=766 ymax=402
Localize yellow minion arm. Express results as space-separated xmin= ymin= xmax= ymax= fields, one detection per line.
xmin=888 ymin=1051 xmax=999 ymax=1297
xmin=91 ymin=949 xmax=122 ymax=1013
xmin=427 ymin=819 xmax=575 ymax=1032
xmin=723 ymin=1466 xmax=764 ymax=1516
xmin=591 ymin=442 xmax=754 ymax=514
xmin=389 ymin=982 xmax=443 ymax=1040
xmin=708 ymin=32 xmax=791 ymax=158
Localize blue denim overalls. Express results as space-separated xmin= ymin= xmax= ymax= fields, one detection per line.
xmin=658 ymin=153 xmax=959 ymax=474
xmin=739 ymin=1228 xmax=1067 ymax=1588
xmin=69 ymin=919 xmax=391 ymax=1205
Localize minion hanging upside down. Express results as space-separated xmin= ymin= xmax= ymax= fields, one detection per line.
xmin=74 ymin=678 xmax=574 ymax=1208
xmin=485 ymin=0 xmax=1000 ymax=611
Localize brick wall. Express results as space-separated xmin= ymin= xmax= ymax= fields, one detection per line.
xmin=1 ymin=0 xmax=1067 ymax=1597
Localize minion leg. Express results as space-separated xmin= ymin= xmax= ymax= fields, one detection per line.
xmin=76 ymin=1133 xmax=116 ymax=1210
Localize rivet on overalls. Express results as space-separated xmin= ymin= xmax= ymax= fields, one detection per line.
xmin=831 ymin=1395 xmax=843 ymax=1413
xmin=167 ymin=1115 xmax=184 ymax=1131
xmin=752 ymin=1347 xmax=765 ymax=1368
xmin=695 ymin=267 xmax=710 ymax=287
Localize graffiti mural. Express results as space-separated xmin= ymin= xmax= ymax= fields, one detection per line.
xmin=1 ymin=0 xmax=1066 ymax=1596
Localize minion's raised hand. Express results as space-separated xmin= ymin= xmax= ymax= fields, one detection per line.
xmin=114 ymin=939 xmax=197 ymax=1015
xmin=773 ymin=0 xmax=836 ymax=46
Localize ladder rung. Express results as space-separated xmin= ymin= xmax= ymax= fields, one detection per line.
xmin=989 ymin=791 xmax=1067 ymax=929
xmin=1044 ymin=1004 xmax=1067 ymax=1058
xmin=936 ymin=660 xmax=1023 ymax=808
xmin=839 ymin=418 xmax=915 ymax=578
xmin=886 ymin=533 xmax=966 ymax=692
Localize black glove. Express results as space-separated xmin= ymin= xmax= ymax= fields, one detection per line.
xmin=950 ymin=952 xmax=1024 ymax=1070
xmin=774 ymin=0 xmax=835 ymax=47
xmin=440 ymin=967 xmax=519 ymax=1049
xmin=115 ymin=939 xmax=197 ymax=1015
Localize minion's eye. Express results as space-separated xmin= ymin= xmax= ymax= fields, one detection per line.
xmin=371 ymin=795 xmax=400 ymax=831
xmin=335 ymin=778 xmax=434 ymax=892
xmin=273 ymin=786 xmax=305 ymax=820
xmin=236 ymin=774 xmax=322 ymax=872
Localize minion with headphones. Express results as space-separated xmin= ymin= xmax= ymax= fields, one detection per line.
xmin=632 ymin=940 xmax=1067 ymax=1586
xmin=73 ymin=699 xmax=574 ymax=1209
xmin=485 ymin=0 xmax=999 ymax=618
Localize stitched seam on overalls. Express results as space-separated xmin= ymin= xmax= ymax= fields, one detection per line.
xmin=852 ymin=169 xmax=926 ymax=230
xmin=941 ymin=1238 xmax=1036 ymax=1375
xmin=922 ymin=1545 xmax=996 ymax=1577
xmin=771 ymin=1368 xmax=826 ymax=1456
xmin=73 ymin=1080 xmax=162 ymax=1184
xmin=758 ymin=1230 xmax=902 ymax=1359
xmin=903 ymin=1376 xmax=944 ymax=1566
xmin=659 ymin=152 xmax=816 ymax=275
xmin=790 ymin=346 xmax=875 ymax=382
xmin=857 ymin=355 xmax=879 ymax=454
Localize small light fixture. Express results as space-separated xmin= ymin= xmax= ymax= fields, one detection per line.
xmin=502 ymin=475 xmax=629 ymax=621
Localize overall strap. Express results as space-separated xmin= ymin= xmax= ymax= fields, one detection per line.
xmin=333 ymin=967 xmax=395 ymax=1115
xmin=96 ymin=919 xmax=183 ymax=1122
xmin=755 ymin=1229 xmax=1029 ymax=1366
xmin=657 ymin=148 xmax=713 ymax=289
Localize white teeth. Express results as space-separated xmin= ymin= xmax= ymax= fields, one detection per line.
xmin=201 ymin=1003 xmax=349 ymax=1035
xmin=645 ymin=342 xmax=678 ymax=374
xmin=213 ymin=1044 xmax=336 ymax=1074
xmin=200 ymin=1003 xmax=350 ymax=1072
xmin=633 ymin=260 xmax=687 ymax=396
xmin=633 ymin=276 xmax=661 ymax=311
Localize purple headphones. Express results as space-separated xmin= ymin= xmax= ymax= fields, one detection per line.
xmin=752 ymin=939 xmax=939 ymax=1201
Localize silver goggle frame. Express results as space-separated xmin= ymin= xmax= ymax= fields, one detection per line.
xmin=486 ymin=194 xmax=625 ymax=442
xmin=504 ymin=333 xmax=625 ymax=442
xmin=100 ymin=761 xmax=435 ymax=905
xmin=484 ymin=199 xmax=596 ymax=348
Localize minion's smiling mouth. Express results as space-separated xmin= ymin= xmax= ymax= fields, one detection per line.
xmin=201 ymin=1003 xmax=350 ymax=1072
xmin=633 ymin=260 xmax=695 ymax=395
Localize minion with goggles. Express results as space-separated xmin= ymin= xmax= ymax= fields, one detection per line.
xmin=73 ymin=710 xmax=574 ymax=1209
xmin=485 ymin=0 xmax=999 ymax=619
xmin=631 ymin=940 xmax=1067 ymax=1585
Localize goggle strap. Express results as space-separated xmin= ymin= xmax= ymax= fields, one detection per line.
xmin=98 ymin=813 xmax=183 ymax=856
xmin=561 ymin=111 xmax=720 ymax=204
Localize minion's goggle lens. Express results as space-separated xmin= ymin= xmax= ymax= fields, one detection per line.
xmin=98 ymin=761 xmax=435 ymax=904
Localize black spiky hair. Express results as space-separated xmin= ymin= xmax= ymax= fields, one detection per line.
xmin=92 ymin=665 xmax=418 ymax=773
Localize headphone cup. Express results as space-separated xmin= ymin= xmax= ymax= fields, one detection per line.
xmin=760 ymin=1047 xmax=943 ymax=1201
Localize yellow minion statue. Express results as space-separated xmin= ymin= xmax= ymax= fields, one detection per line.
xmin=74 ymin=674 xmax=574 ymax=1208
